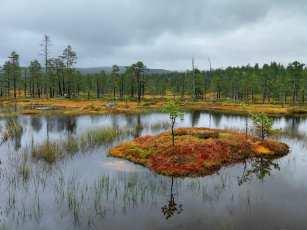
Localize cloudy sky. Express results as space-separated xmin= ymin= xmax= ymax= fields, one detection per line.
xmin=1 ymin=0 xmax=307 ymax=70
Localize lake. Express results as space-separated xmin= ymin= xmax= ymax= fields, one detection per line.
xmin=0 ymin=111 xmax=306 ymax=230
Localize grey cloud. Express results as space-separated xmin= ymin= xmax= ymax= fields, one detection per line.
xmin=1 ymin=0 xmax=307 ymax=69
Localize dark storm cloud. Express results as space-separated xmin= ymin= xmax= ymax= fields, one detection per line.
xmin=1 ymin=0 xmax=307 ymax=69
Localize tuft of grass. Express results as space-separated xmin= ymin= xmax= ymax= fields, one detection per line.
xmin=18 ymin=152 xmax=31 ymax=182
xmin=31 ymin=127 xmax=130 ymax=163
xmin=64 ymin=137 xmax=80 ymax=154
xmin=80 ymin=128 xmax=123 ymax=149
xmin=1 ymin=116 xmax=23 ymax=144
xmin=31 ymin=142 xmax=62 ymax=163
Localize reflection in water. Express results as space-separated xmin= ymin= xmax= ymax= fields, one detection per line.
xmin=191 ymin=111 xmax=201 ymax=127
xmin=161 ymin=177 xmax=183 ymax=219
xmin=31 ymin=117 xmax=42 ymax=132
xmin=65 ymin=117 xmax=77 ymax=135
xmin=0 ymin=112 xmax=307 ymax=230
xmin=285 ymin=116 xmax=301 ymax=131
xmin=212 ymin=112 xmax=222 ymax=127
xmin=238 ymin=157 xmax=280 ymax=186
xmin=133 ymin=114 xmax=143 ymax=138
xmin=44 ymin=116 xmax=77 ymax=134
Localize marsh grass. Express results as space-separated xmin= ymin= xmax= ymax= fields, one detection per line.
xmin=80 ymin=128 xmax=123 ymax=150
xmin=31 ymin=142 xmax=63 ymax=163
xmin=18 ymin=153 xmax=31 ymax=182
xmin=1 ymin=116 xmax=23 ymax=145
xmin=31 ymin=127 xmax=131 ymax=163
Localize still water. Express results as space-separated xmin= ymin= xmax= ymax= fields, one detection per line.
xmin=0 ymin=111 xmax=306 ymax=230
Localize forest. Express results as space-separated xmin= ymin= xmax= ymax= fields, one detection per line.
xmin=1 ymin=40 xmax=307 ymax=106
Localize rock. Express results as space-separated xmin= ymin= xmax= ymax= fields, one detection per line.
xmin=106 ymin=102 xmax=116 ymax=109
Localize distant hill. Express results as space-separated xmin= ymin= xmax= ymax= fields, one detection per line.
xmin=76 ymin=66 xmax=171 ymax=75
xmin=0 ymin=66 xmax=172 ymax=75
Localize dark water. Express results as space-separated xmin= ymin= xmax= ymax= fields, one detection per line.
xmin=0 ymin=112 xmax=306 ymax=230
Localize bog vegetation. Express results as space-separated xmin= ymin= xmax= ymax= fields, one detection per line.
xmin=109 ymin=128 xmax=289 ymax=177
xmin=30 ymin=127 xmax=132 ymax=163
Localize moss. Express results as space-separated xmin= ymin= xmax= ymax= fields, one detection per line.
xmin=109 ymin=128 xmax=290 ymax=177
xmin=128 ymin=146 xmax=152 ymax=159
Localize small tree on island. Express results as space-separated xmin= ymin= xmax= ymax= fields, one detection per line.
xmin=251 ymin=112 xmax=273 ymax=140
xmin=240 ymin=102 xmax=249 ymax=138
xmin=162 ymin=100 xmax=184 ymax=146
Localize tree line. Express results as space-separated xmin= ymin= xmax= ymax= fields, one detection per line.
xmin=1 ymin=36 xmax=307 ymax=105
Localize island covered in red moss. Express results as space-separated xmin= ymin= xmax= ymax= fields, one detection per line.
xmin=109 ymin=128 xmax=289 ymax=177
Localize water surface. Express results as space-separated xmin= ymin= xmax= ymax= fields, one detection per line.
xmin=0 ymin=111 xmax=306 ymax=230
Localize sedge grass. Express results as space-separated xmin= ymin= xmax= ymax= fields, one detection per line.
xmin=31 ymin=127 xmax=130 ymax=163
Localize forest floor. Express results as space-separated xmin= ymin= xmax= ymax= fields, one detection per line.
xmin=109 ymin=127 xmax=289 ymax=177
xmin=1 ymin=97 xmax=307 ymax=116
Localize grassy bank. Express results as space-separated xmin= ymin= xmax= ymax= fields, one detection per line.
xmin=109 ymin=128 xmax=289 ymax=177
xmin=1 ymin=97 xmax=307 ymax=116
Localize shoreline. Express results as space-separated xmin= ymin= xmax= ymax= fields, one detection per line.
xmin=1 ymin=98 xmax=307 ymax=117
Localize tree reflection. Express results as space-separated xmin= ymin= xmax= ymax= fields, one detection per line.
xmin=212 ymin=112 xmax=222 ymax=127
xmin=31 ymin=117 xmax=42 ymax=132
xmin=133 ymin=114 xmax=143 ymax=138
xmin=65 ymin=117 xmax=77 ymax=135
xmin=238 ymin=157 xmax=280 ymax=186
xmin=161 ymin=177 xmax=183 ymax=219
xmin=191 ymin=110 xmax=201 ymax=127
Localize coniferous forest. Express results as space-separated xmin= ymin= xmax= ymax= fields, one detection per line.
xmin=1 ymin=40 xmax=307 ymax=105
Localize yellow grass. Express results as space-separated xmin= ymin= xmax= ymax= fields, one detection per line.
xmin=1 ymin=96 xmax=307 ymax=116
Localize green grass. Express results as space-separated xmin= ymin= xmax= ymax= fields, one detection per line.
xmin=80 ymin=127 xmax=123 ymax=149
xmin=1 ymin=116 xmax=23 ymax=144
xmin=31 ymin=127 xmax=130 ymax=163
xmin=18 ymin=153 xmax=31 ymax=182
xmin=31 ymin=141 xmax=62 ymax=163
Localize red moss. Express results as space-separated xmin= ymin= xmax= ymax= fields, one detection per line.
xmin=109 ymin=128 xmax=289 ymax=177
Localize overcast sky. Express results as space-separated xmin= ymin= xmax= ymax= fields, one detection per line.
xmin=1 ymin=0 xmax=307 ymax=70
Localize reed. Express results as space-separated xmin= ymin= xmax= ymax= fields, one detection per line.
xmin=31 ymin=142 xmax=62 ymax=163
xmin=31 ymin=127 xmax=128 ymax=163
xmin=1 ymin=116 xmax=23 ymax=144
xmin=18 ymin=153 xmax=31 ymax=182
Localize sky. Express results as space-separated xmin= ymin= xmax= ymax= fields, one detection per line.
xmin=1 ymin=0 xmax=307 ymax=70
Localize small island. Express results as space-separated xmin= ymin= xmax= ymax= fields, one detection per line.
xmin=109 ymin=128 xmax=289 ymax=177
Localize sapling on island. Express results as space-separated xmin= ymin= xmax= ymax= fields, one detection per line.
xmin=162 ymin=100 xmax=184 ymax=147
xmin=251 ymin=112 xmax=273 ymax=140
